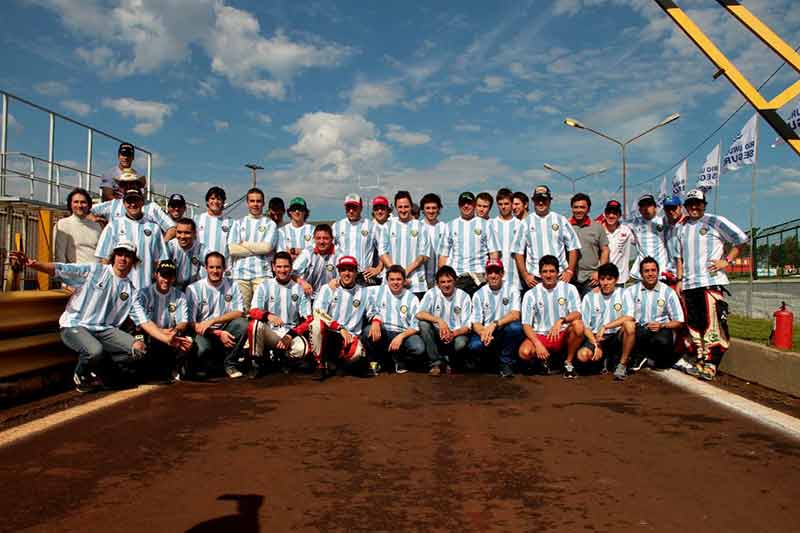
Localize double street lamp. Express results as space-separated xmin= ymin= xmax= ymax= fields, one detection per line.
xmin=542 ymin=164 xmax=608 ymax=193
xmin=563 ymin=112 xmax=680 ymax=214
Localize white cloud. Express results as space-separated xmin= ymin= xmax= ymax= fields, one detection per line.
xmin=213 ymin=120 xmax=230 ymax=132
xmin=536 ymin=105 xmax=560 ymax=115
xmin=389 ymin=155 xmax=511 ymax=197
xmin=455 ymin=123 xmax=481 ymax=133
xmin=248 ymin=112 xmax=273 ymax=125
xmin=345 ymin=81 xmax=403 ymax=112
xmin=102 ymin=97 xmax=173 ymax=135
xmin=34 ymin=80 xmax=69 ymax=96
xmin=61 ymin=99 xmax=91 ymax=117
xmin=478 ymin=75 xmax=507 ymax=93
xmin=385 ymin=125 xmax=431 ymax=146
xmin=525 ymin=90 xmax=544 ymax=102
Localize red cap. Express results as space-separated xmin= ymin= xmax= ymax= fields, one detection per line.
xmin=336 ymin=255 xmax=358 ymax=269
xmin=372 ymin=195 xmax=389 ymax=208
xmin=485 ymin=258 xmax=504 ymax=271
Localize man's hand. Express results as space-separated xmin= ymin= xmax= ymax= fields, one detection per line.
xmin=172 ymin=336 xmax=193 ymax=352
xmin=267 ymin=314 xmax=285 ymax=327
xmin=592 ymin=343 xmax=604 ymax=361
xmin=276 ymin=334 xmax=292 ymax=350
xmin=596 ymin=326 xmax=606 ymax=341
xmin=363 ymin=266 xmax=381 ymax=280
xmin=327 ymin=278 xmax=340 ymax=290
xmin=646 ymin=321 xmax=663 ymax=332
xmin=219 ymin=330 xmax=236 ymax=348
xmin=547 ymin=319 xmax=563 ymax=341
xmin=589 ymin=271 xmax=599 ymax=287
xmin=388 ymin=335 xmax=403 ymax=352
xmin=480 ymin=323 xmax=496 ymax=345
xmin=340 ymin=328 xmax=353 ymax=346
xmin=534 ymin=341 xmax=550 ymax=360
xmin=708 ymin=258 xmax=728 ymax=273
xmin=438 ymin=320 xmax=453 ymax=343
xmin=300 ymin=279 xmax=313 ymax=296
xmin=523 ymin=273 xmax=538 ymax=288
xmin=369 ymin=321 xmax=382 ymax=343
xmin=195 ymin=320 xmax=215 ymax=336
xmin=559 ymin=269 xmax=574 ymax=283
xmin=9 ymin=251 xmax=34 ymax=270
xmin=132 ymin=339 xmax=147 ymax=353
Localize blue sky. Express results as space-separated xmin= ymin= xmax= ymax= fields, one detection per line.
xmin=2 ymin=0 xmax=799 ymax=229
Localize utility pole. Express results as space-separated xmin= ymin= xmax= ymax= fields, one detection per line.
xmin=245 ymin=163 xmax=264 ymax=188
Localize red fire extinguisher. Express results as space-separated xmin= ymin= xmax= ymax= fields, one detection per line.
xmin=771 ymin=302 xmax=794 ymax=350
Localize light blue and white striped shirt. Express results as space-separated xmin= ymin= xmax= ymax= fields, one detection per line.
xmin=677 ymin=214 xmax=747 ymax=290
xmin=470 ymin=283 xmax=521 ymax=325
xmin=663 ymin=219 xmax=684 ymax=275
xmin=521 ymin=281 xmax=581 ymax=334
xmin=332 ymin=217 xmax=380 ymax=271
xmin=130 ymin=285 xmax=188 ymax=329
xmin=626 ymin=281 xmax=684 ymax=325
xmin=422 ymin=220 xmax=448 ymax=288
xmin=629 ymin=214 xmax=669 ymax=280
xmin=95 ymin=216 xmax=169 ymax=290
xmin=379 ymin=219 xmax=431 ymax=293
xmin=194 ymin=212 xmax=234 ymax=265
xmin=580 ymin=287 xmax=634 ymax=336
xmin=492 ymin=216 xmax=522 ymax=288
xmin=438 ymin=216 xmax=500 ymax=275
xmin=292 ymin=248 xmax=336 ymax=300
xmin=511 ymin=211 xmax=581 ymax=277
xmin=250 ymin=278 xmax=311 ymax=332
xmin=186 ymin=278 xmax=245 ymax=325
xmin=228 ymin=215 xmax=279 ymax=280
xmin=91 ymin=199 xmax=174 ymax=233
xmin=314 ymin=284 xmax=369 ymax=335
xmin=418 ymin=287 xmax=472 ymax=330
xmin=168 ymin=239 xmax=206 ymax=290
xmin=368 ymin=286 xmax=420 ymax=333
xmin=280 ymin=223 xmax=315 ymax=252
xmin=56 ymin=263 xmax=134 ymax=331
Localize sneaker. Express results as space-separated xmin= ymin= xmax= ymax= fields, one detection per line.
xmin=73 ymin=371 xmax=102 ymax=393
xmin=632 ymin=357 xmax=651 ymax=372
xmin=685 ymin=363 xmax=703 ymax=378
xmin=698 ymin=362 xmax=717 ymax=381
xmin=429 ymin=365 xmax=442 ymax=376
xmin=563 ymin=363 xmax=577 ymax=379
xmin=395 ymin=362 xmax=408 ymax=374
xmin=613 ymin=363 xmax=627 ymax=381
xmin=539 ymin=360 xmax=551 ymax=376
xmin=225 ymin=367 xmax=243 ymax=379
xmin=672 ymin=358 xmax=694 ymax=373
xmin=499 ymin=363 xmax=514 ymax=379
xmin=368 ymin=361 xmax=381 ymax=377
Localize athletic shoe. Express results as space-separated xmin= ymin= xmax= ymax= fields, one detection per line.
xmin=395 ymin=362 xmax=408 ymax=374
xmin=225 ymin=367 xmax=243 ymax=379
xmin=499 ymin=363 xmax=514 ymax=379
xmin=73 ymin=371 xmax=102 ymax=393
xmin=613 ymin=363 xmax=627 ymax=381
xmin=563 ymin=363 xmax=577 ymax=379
xmin=672 ymin=358 xmax=694 ymax=374
xmin=699 ymin=362 xmax=717 ymax=381
xmin=429 ymin=365 xmax=442 ymax=376
xmin=368 ymin=361 xmax=381 ymax=377
xmin=685 ymin=363 xmax=703 ymax=378
xmin=539 ymin=360 xmax=551 ymax=376
xmin=632 ymin=357 xmax=651 ymax=372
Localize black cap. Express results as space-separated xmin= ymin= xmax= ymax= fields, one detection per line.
xmin=123 ymin=188 xmax=144 ymax=201
xmin=168 ymin=193 xmax=186 ymax=206
xmin=118 ymin=142 xmax=135 ymax=157
xmin=268 ymin=197 xmax=285 ymax=210
xmin=156 ymin=260 xmax=177 ymax=276
xmin=532 ymin=185 xmax=552 ymax=200
xmin=604 ymin=200 xmax=622 ymax=213
xmin=637 ymin=193 xmax=656 ymax=206
xmin=458 ymin=192 xmax=476 ymax=205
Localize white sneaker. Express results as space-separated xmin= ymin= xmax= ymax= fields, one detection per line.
xmin=672 ymin=358 xmax=694 ymax=373
xmin=226 ymin=367 xmax=243 ymax=379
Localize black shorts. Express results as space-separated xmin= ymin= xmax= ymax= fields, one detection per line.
xmin=580 ymin=332 xmax=623 ymax=357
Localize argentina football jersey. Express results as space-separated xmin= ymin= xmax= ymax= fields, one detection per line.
xmin=626 ymin=281 xmax=684 ymax=325
xmin=521 ymin=281 xmax=581 ymax=334
xmin=422 ymin=220 xmax=448 ymax=288
xmin=131 ymin=285 xmax=188 ymax=329
xmin=492 ymin=216 xmax=522 ymax=287
xmin=55 ymin=263 xmax=135 ymax=331
xmin=439 ymin=217 xmax=500 ymax=275
xmin=186 ymin=278 xmax=245 ymax=324
xmin=580 ymin=287 xmax=634 ymax=336
xmin=313 ymin=284 xmax=369 ymax=336
xmin=228 ymin=215 xmax=279 ymax=280
xmin=280 ymin=223 xmax=315 ymax=252
xmin=91 ymin=198 xmax=175 ymax=232
xmin=332 ymin=217 xmax=379 ymax=271
xmin=168 ymin=239 xmax=205 ymax=290
xmin=194 ymin=212 xmax=234 ymax=266
xmin=511 ymin=211 xmax=580 ymax=277
xmin=95 ymin=216 xmax=169 ymax=290
xmin=368 ymin=285 xmax=420 ymax=333
xmin=292 ymin=249 xmax=337 ymax=299
xmin=677 ymin=214 xmax=747 ymax=290
xmin=470 ymin=283 xmax=520 ymax=325
xmin=379 ymin=219 xmax=431 ymax=292
xmin=628 ymin=214 xmax=669 ymax=280
xmin=418 ymin=287 xmax=472 ymax=330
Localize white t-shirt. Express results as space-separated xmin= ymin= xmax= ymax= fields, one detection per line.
xmin=54 ymin=214 xmax=102 ymax=264
xmin=604 ymin=222 xmax=634 ymax=284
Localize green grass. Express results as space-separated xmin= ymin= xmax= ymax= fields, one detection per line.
xmin=728 ymin=314 xmax=800 ymax=351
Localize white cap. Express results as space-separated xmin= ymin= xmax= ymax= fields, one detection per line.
xmin=343 ymin=193 xmax=363 ymax=206
xmin=685 ymin=188 xmax=707 ymax=203
xmin=116 ymin=168 xmax=144 ymax=183
xmin=113 ymin=239 xmax=138 ymax=255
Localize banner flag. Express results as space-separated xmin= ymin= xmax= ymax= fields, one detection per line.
xmin=770 ymin=101 xmax=800 ymax=147
xmin=723 ymin=113 xmax=758 ymax=171
xmin=672 ymin=159 xmax=687 ymax=198
xmin=696 ymin=143 xmax=721 ymax=192
xmin=657 ymin=175 xmax=669 ymax=208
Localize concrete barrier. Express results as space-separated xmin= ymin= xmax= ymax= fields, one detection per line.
xmin=727 ymin=280 xmax=800 ymax=322
xmin=720 ymin=338 xmax=800 ymax=397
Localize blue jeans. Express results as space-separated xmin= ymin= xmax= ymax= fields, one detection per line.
xmin=194 ymin=318 xmax=248 ymax=371
xmin=361 ymin=326 xmax=426 ymax=369
xmin=418 ymin=321 xmax=468 ymax=367
xmin=60 ymin=326 xmax=138 ymax=375
xmin=466 ymin=321 xmax=524 ymax=366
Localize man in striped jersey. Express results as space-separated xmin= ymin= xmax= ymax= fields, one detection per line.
xmin=627 ymin=257 xmax=685 ymax=370
xmin=247 ymin=252 xmax=312 ymax=372
xmin=168 ymin=218 xmax=205 ymax=291
xmin=416 ymin=266 xmax=472 ymax=375
xmin=600 ymin=200 xmax=634 ymax=286
xmin=438 ymin=191 xmax=500 ymax=296
xmin=629 ymin=193 xmax=669 ymax=281
xmin=492 ymin=188 xmax=522 ymax=289
xmin=166 ymin=194 xmax=187 ymax=225
xmin=420 ymin=193 xmax=448 ymax=289
xmin=364 ymin=265 xmax=425 ymax=373
xmin=130 ymin=260 xmax=194 ymax=381
xmin=95 ymin=188 xmax=169 ymax=290
xmin=332 ymin=193 xmax=382 ymax=286
xmin=186 ymin=252 xmax=248 ymax=379
xmin=293 ymin=255 xmax=370 ymax=377
xmin=676 ymin=188 xmax=747 ymax=381
xmin=467 ymin=259 xmax=524 ymax=378
xmin=379 ymin=191 xmax=431 ymax=299
xmin=512 ymin=192 xmax=529 ymax=220
xmin=512 ymin=185 xmax=580 ymax=290
xmin=228 ymin=187 xmax=280 ymax=310
xmin=11 ymin=241 xmax=170 ymax=392
xmin=293 ymin=224 xmax=337 ymax=299
xmin=194 ymin=186 xmax=234 ymax=273
xmin=91 ymin=169 xmax=176 ymax=240
xmin=518 ymin=255 xmax=585 ymax=378
xmin=576 ymin=263 xmax=636 ymax=381
xmin=281 ymin=197 xmax=314 ymax=261
xmin=662 ymin=195 xmax=685 ymax=284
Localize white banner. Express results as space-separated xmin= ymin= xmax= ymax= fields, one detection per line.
xmin=657 ymin=175 xmax=669 ymax=208
xmin=723 ymin=113 xmax=758 ymax=171
xmin=696 ymin=143 xmax=721 ymax=191
xmin=770 ymin=101 xmax=800 ymax=147
xmin=672 ymin=159 xmax=687 ymax=198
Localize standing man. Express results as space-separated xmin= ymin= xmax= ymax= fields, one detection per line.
xmin=676 ymin=189 xmax=747 ymax=380
xmin=168 ymin=218 xmax=205 ymax=291
xmin=292 ymin=224 xmax=337 ymax=300
xmin=518 ymin=255 xmax=584 ymax=378
xmin=512 ymin=185 xmax=580 ymax=290
xmin=438 ymin=191 xmax=500 ymax=296
xmin=195 ymin=186 xmax=234 ymax=271
xmin=268 ymin=197 xmax=287 ymax=228
xmin=94 ymin=188 xmax=169 ymax=290
xmin=492 ymin=188 xmax=522 ymax=289
xmin=512 ymin=192 xmax=529 ymax=220
xmin=629 ymin=193 xmax=669 ymax=280
xmin=99 ymin=142 xmax=136 ymax=201
xmin=476 ymin=192 xmax=494 ymax=220
xmin=228 ymin=187 xmax=279 ymax=310
xmin=379 ymin=191 xmax=430 ymax=298
xmin=186 ymin=252 xmax=248 ymax=379
xmin=55 ymin=188 xmax=102 ymax=264
xmin=601 ymin=200 xmax=634 ymax=286
xmin=281 ymin=197 xmax=314 ymax=261
xmin=467 ymin=259 xmax=524 ymax=378
xmin=332 ymin=194 xmax=382 ymax=286
xmin=662 ymin=195 xmax=685 ymax=284
xmin=416 ymin=266 xmax=472 ymax=375
xmin=166 ymin=194 xmax=187 ymax=225
xmin=420 ymin=193 xmax=448 ymax=289
xmin=569 ymin=193 xmax=609 ymax=296
xmin=91 ymin=169 xmax=175 ymax=239
xmin=363 ymin=265 xmax=426 ymax=373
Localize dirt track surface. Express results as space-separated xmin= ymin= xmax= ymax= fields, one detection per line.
xmin=1 ymin=372 xmax=799 ymax=532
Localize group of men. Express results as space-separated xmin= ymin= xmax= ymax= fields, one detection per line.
xmin=11 ymin=142 xmax=748 ymax=392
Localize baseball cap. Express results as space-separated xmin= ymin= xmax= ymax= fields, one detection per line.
xmin=637 ymin=193 xmax=656 ymax=206
xmin=485 ymin=258 xmax=504 ymax=271
xmin=604 ymin=200 xmax=622 ymax=213
xmin=685 ymin=188 xmax=707 ymax=203
xmin=113 ymin=239 xmax=137 ymax=254
xmin=344 ymin=193 xmax=363 ymax=207
xmin=156 ymin=259 xmax=177 ymax=276
xmin=458 ymin=192 xmax=476 ymax=205
xmin=663 ymin=195 xmax=682 ymax=208
xmin=168 ymin=193 xmax=186 ymax=206
xmin=118 ymin=143 xmax=135 ymax=156
xmin=532 ymin=185 xmax=552 ymax=200
xmin=336 ymin=255 xmax=358 ymax=269
xmin=372 ymin=195 xmax=390 ymax=208
xmin=288 ymin=196 xmax=307 ymax=210
xmin=116 ymin=168 xmax=143 ymax=183
xmin=123 ymin=188 xmax=144 ymax=201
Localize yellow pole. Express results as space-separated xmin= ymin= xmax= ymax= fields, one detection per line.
xmin=37 ymin=209 xmax=52 ymax=290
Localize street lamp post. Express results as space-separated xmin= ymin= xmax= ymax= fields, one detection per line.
xmin=245 ymin=163 xmax=264 ymax=188
xmin=542 ymin=164 xmax=608 ymax=193
xmin=563 ymin=113 xmax=680 ymax=213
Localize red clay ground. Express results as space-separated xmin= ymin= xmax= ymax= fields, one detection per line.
xmin=1 ymin=372 xmax=798 ymax=532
